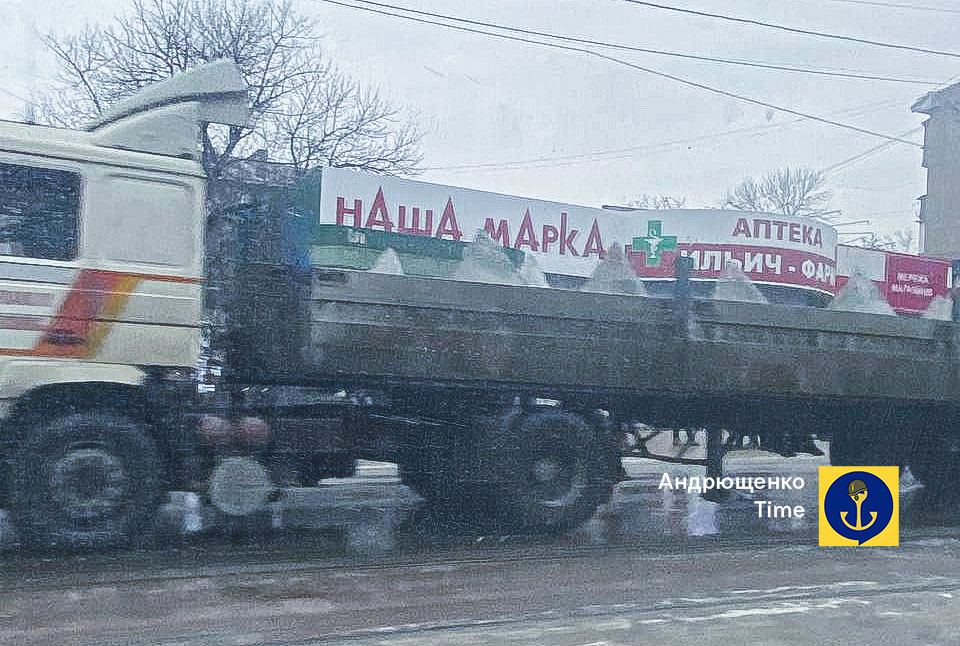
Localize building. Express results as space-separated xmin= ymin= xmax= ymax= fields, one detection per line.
xmin=214 ymin=163 xmax=952 ymax=315
xmin=315 ymin=168 xmax=839 ymax=306
xmin=837 ymin=244 xmax=950 ymax=316
xmin=913 ymin=83 xmax=960 ymax=258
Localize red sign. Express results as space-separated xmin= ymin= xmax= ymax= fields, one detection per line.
xmin=835 ymin=245 xmax=951 ymax=314
xmin=627 ymin=243 xmax=836 ymax=292
xmin=884 ymin=253 xmax=950 ymax=314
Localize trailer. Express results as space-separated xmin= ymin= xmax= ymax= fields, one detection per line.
xmin=0 ymin=61 xmax=955 ymax=549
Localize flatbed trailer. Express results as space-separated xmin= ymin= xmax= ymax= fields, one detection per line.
xmin=219 ymin=253 xmax=958 ymax=530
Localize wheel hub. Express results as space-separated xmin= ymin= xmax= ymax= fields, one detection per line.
xmin=51 ymin=448 xmax=127 ymax=520
xmin=533 ymin=458 xmax=562 ymax=483
xmin=529 ymin=452 xmax=586 ymax=508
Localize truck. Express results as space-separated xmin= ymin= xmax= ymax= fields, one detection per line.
xmin=0 ymin=60 xmax=956 ymax=549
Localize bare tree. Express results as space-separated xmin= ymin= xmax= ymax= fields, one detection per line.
xmin=260 ymin=72 xmax=421 ymax=174
xmin=40 ymin=0 xmax=422 ymax=181
xmin=627 ymin=194 xmax=687 ymax=210
xmin=722 ymin=167 xmax=833 ymax=219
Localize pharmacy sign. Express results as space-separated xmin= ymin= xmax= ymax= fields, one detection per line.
xmin=632 ymin=220 xmax=678 ymax=267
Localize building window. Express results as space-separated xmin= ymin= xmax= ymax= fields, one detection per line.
xmin=0 ymin=161 xmax=80 ymax=261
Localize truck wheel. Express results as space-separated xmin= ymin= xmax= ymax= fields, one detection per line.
xmin=829 ymin=423 xmax=886 ymax=467
xmin=908 ymin=436 xmax=960 ymax=506
xmin=831 ymin=414 xmax=921 ymax=475
xmin=397 ymin=428 xmax=460 ymax=507
xmin=828 ymin=430 xmax=862 ymax=466
xmin=478 ymin=409 xmax=619 ymax=533
xmin=12 ymin=411 xmax=161 ymax=549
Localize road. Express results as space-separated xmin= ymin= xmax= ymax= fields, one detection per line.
xmin=1 ymin=449 xmax=957 ymax=645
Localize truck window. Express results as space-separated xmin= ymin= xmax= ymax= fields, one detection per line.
xmin=0 ymin=161 xmax=80 ymax=261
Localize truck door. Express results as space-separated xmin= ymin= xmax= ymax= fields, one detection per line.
xmin=0 ymin=159 xmax=83 ymax=363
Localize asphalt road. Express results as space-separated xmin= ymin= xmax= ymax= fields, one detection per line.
xmin=1 ymin=450 xmax=957 ymax=645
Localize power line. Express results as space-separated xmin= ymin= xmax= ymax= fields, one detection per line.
xmin=320 ymin=0 xmax=939 ymax=85
xmin=815 ymin=0 xmax=960 ymax=14
xmin=0 ymin=86 xmax=32 ymax=106
xmin=866 ymin=208 xmax=922 ymax=215
xmin=428 ymin=124 xmax=796 ymax=172
xmin=822 ymin=126 xmax=923 ymax=173
xmin=820 ymin=74 xmax=960 ymax=190
xmin=426 ymin=96 xmax=913 ymax=172
xmin=315 ymin=0 xmax=924 ymax=148
xmin=428 ymin=123 xmax=798 ymax=171
xmin=616 ymin=0 xmax=960 ymax=58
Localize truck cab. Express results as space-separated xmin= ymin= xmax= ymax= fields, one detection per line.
xmin=0 ymin=61 xmax=246 ymax=547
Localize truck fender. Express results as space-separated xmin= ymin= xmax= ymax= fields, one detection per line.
xmin=0 ymin=360 xmax=146 ymax=417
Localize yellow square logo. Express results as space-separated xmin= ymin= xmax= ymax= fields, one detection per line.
xmin=819 ymin=466 xmax=899 ymax=546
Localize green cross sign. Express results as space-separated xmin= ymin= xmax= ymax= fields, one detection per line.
xmin=632 ymin=220 xmax=678 ymax=267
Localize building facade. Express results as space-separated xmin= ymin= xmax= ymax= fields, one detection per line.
xmin=913 ymin=83 xmax=960 ymax=258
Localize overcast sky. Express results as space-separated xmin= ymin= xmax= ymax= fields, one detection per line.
xmin=3 ymin=0 xmax=959 ymax=245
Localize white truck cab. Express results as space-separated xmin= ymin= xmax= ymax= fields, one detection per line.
xmin=0 ymin=61 xmax=248 ymax=547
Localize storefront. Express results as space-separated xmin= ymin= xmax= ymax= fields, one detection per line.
xmin=317 ymin=168 xmax=838 ymax=306
xmin=313 ymin=168 xmax=955 ymax=313
xmin=836 ymin=245 xmax=951 ymax=315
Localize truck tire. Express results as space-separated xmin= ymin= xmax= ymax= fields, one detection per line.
xmin=11 ymin=411 xmax=161 ymax=549
xmin=477 ymin=409 xmax=619 ymax=533
xmin=907 ymin=435 xmax=960 ymax=506
xmin=397 ymin=427 xmax=463 ymax=509
xmin=828 ymin=430 xmax=866 ymax=467
xmin=829 ymin=418 xmax=890 ymax=467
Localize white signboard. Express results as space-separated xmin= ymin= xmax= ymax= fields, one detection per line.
xmin=318 ymin=168 xmax=838 ymax=294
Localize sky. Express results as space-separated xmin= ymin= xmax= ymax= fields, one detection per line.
xmin=3 ymin=0 xmax=959 ymax=247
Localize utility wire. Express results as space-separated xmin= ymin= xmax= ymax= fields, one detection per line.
xmin=325 ymin=0 xmax=939 ymax=85
xmin=427 ymin=123 xmax=802 ymax=171
xmin=815 ymin=0 xmax=960 ymax=14
xmin=616 ymin=0 xmax=960 ymax=58
xmin=818 ymin=76 xmax=960 ymax=173
xmin=426 ymin=96 xmax=913 ymax=172
xmin=821 ymin=126 xmax=923 ymax=173
xmin=316 ymin=0 xmax=923 ymax=147
xmin=0 ymin=86 xmax=33 ymax=106
xmin=428 ymin=124 xmax=796 ymax=172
